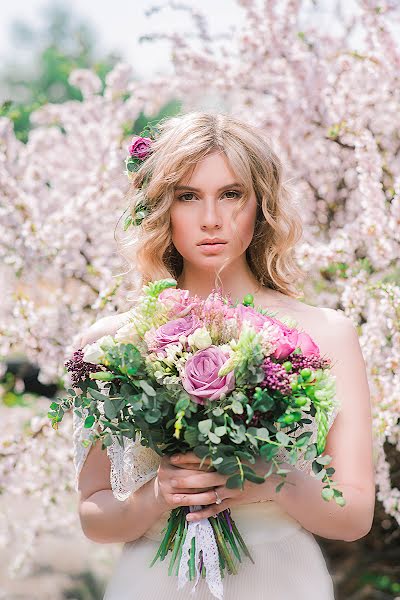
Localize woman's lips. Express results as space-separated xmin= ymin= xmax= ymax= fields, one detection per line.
xmin=198 ymin=243 xmax=227 ymax=253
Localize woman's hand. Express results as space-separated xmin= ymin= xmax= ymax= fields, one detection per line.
xmin=154 ymin=451 xmax=228 ymax=512
xmin=159 ymin=451 xmax=277 ymax=521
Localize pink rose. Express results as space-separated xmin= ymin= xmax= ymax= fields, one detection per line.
xmin=182 ymin=345 xmax=235 ymax=405
xmin=128 ymin=136 xmax=152 ymax=159
xmin=158 ymin=288 xmax=201 ymax=319
xmin=144 ymin=313 xmax=202 ymax=354
xmin=271 ymin=324 xmax=299 ymax=360
xmin=296 ymin=331 xmax=320 ymax=356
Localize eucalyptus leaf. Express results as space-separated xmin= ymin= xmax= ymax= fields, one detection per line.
xmin=226 ymin=473 xmax=244 ymax=489
xmin=208 ymin=431 xmax=221 ymax=444
xmin=321 ymin=487 xmax=334 ymax=501
xmin=198 ymin=419 xmax=213 ymax=435
xmin=214 ymin=425 xmax=226 ymax=437
xmin=139 ymin=380 xmax=157 ymax=396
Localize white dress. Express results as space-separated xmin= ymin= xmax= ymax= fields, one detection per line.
xmin=73 ymin=397 xmax=339 ymax=600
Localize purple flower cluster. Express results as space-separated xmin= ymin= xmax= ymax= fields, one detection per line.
xmin=261 ymin=357 xmax=292 ymax=396
xmin=64 ymin=348 xmax=102 ymax=386
xmin=289 ymin=353 xmax=331 ymax=371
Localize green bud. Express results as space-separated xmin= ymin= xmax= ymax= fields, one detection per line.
xmin=282 ymin=361 xmax=293 ymax=372
xmin=294 ymin=396 xmax=308 ymax=407
xmin=300 ymin=368 xmax=312 ymax=379
xmin=242 ymin=294 xmax=254 ymax=306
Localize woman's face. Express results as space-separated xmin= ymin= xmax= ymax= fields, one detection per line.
xmin=170 ymin=150 xmax=258 ymax=270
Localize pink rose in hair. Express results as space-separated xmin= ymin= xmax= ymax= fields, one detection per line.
xmin=144 ymin=313 xmax=202 ymax=354
xmin=182 ymin=345 xmax=235 ymax=404
xmin=128 ymin=136 xmax=152 ymax=159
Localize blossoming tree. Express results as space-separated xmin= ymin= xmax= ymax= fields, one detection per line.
xmin=0 ymin=0 xmax=399 ymax=582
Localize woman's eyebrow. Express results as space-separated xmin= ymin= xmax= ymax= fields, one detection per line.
xmin=174 ymin=182 xmax=244 ymax=192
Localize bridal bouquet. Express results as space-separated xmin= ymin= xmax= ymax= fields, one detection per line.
xmin=50 ymin=278 xmax=344 ymax=600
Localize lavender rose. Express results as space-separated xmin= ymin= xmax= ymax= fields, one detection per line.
xmin=128 ymin=136 xmax=152 ymax=159
xmin=181 ymin=345 xmax=235 ymax=405
xmin=144 ymin=313 xmax=202 ymax=353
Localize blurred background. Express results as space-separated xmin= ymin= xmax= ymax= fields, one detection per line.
xmin=1 ymin=1 xmax=400 ymax=598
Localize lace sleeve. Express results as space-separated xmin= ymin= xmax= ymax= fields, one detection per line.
xmin=72 ymin=386 xmax=161 ymax=501
xmin=274 ymin=401 xmax=341 ymax=475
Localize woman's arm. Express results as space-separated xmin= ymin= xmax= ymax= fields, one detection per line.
xmin=267 ymin=309 xmax=376 ymax=542
xmin=77 ymin=437 xmax=168 ymax=543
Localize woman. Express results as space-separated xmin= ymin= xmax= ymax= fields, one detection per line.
xmin=73 ymin=111 xmax=375 ymax=599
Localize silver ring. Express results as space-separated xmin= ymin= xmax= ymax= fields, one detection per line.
xmin=214 ymin=488 xmax=222 ymax=505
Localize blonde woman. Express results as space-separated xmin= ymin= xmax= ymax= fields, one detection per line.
xmin=73 ymin=112 xmax=375 ymax=599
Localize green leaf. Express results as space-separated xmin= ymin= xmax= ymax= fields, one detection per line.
xmin=321 ymin=488 xmax=334 ymax=501
xmin=226 ymin=473 xmax=244 ymax=489
xmin=101 ymin=434 xmax=113 ymax=448
xmin=208 ymin=431 xmax=221 ymax=444
xmin=260 ymin=443 xmax=280 ymax=461
xmin=214 ymin=425 xmax=226 ymax=437
xmin=231 ymin=399 xmax=243 ymax=414
xmin=275 ymin=481 xmax=285 ymax=493
xmin=193 ymin=445 xmax=210 ymax=459
xmin=218 ymin=460 xmax=238 ymax=475
xmin=245 ymin=471 xmax=265 ymax=484
xmin=316 ymin=454 xmax=331 ymax=465
xmin=49 ymin=401 xmax=59 ymax=410
xmin=145 ymin=408 xmax=162 ymax=423
xmin=139 ymin=380 xmax=157 ymax=396
xmin=295 ymin=432 xmax=312 ymax=447
xmin=212 ymin=407 xmax=224 ymax=417
xmin=67 ymin=388 xmax=76 ymax=396
xmin=304 ymin=444 xmax=317 ymax=461
xmin=84 ymin=415 xmax=95 ymax=428
xmin=276 ymin=431 xmax=290 ymax=445
xmin=183 ymin=427 xmax=198 ymax=447
xmin=88 ymin=388 xmax=111 ymax=402
xmin=335 ymin=496 xmax=346 ymax=507
xmin=198 ymin=419 xmax=213 ymax=435
xmin=104 ymin=398 xmax=119 ymax=420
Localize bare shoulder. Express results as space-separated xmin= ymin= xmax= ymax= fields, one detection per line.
xmin=79 ymin=310 xmax=133 ymax=347
xmin=259 ymin=289 xmax=357 ymax=355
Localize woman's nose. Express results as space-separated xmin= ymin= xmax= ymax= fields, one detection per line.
xmin=199 ymin=200 xmax=223 ymax=227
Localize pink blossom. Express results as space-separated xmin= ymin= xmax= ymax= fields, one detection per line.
xmin=235 ymin=303 xmax=274 ymax=331
xmin=181 ymin=345 xmax=235 ymax=404
xmin=158 ymin=288 xmax=201 ymax=318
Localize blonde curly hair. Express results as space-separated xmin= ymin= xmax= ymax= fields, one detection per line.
xmin=116 ymin=110 xmax=305 ymax=301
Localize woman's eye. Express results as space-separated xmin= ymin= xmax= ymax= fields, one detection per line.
xmin=178 ymin=193 xmax=195 ymax=201
xmin=177 ymin=191 xmax=242 ymax=202
xmin=224 ymin=191 xmax=242 ymax=199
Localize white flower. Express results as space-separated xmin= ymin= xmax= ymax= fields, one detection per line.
xmin=115 ymin=321 xmax=140 ymax=344
xmin=187 ymin=326 xmax=212 ymax=350
xmin=82 ymin=341 xmax=104 ymax=364
xmin=99 ymin=335 xmax=116 ymax=350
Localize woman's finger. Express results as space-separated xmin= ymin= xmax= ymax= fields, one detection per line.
xmin=171 ymin=487 xmax=226 ymax=507
xmin=171 ymin=471 xmax=227 ymax=489
xmin=170 ymin=452 xmax=213 ymax=467
xmin=186 ymin=500 xmax=230 ymax=521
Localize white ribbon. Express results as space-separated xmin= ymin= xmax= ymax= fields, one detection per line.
xmin=177 ymin=505 xmax=224 ymax=600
